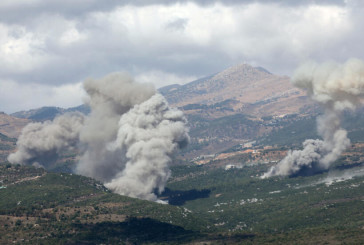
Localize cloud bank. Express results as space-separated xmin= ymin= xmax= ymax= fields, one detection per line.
xmin=1 ymin=1 xmax=364 ymax=113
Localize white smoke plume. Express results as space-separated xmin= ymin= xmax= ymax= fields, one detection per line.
xmin=8 ymin=72 xmax=189 ymax=201
xmin=75 ymin=72 xmax=156 ymax=182
xmin=104 ymin=94 xmax=189 ymax=200
xmin=263 ymin=58 xmax=364 ymax=178
xmin=7 ymin=113 xmax=85 ymax=168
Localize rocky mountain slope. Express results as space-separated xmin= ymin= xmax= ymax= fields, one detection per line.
xmin=0 ymin=112 xmax=29 ymax=138
xmin=161 ymin=64 xmax=312 ymax=118
xmin=4 ymin=64 xmax=317 ymax=159
xmin=9 ymin=64 xmax=311 ymax=124
xmin=159 ymin=64 xmax=317 ymax=157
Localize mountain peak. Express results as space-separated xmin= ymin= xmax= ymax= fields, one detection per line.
xmin=220 ymin=63 xmax=271 ymax=75
xmin=161 ymin=63 xmax=306 ymax=117
xmin=211 ymin=64 xmax=271 ymax=83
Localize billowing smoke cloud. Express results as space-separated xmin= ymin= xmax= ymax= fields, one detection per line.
xmin=263 ymin=58 xmax=364 ymax=178
xmin=8 ymin=72 xmax=189 ymax=201
xmin=8 ymin=113 xmax=84 ymax=168
xmin=104 ymin=94 xmax=189 ymax=200
xmin=75 ymin=73 xmax=156 ymax=182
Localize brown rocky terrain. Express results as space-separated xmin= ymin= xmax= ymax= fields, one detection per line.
xmin=0 ymin=112 xmax=29 ymax=138
xmin=160 ymin=64 xmax=318 ymax=158
xmin=161 ymin=64 xmax=313 ymax=118
xmin=1 ymin=64 xmax=317 ymax=163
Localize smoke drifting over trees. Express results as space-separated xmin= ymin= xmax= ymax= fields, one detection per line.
xmin=7 ymin=113 xmax=84 ymax=168
xmin=105 ymin=94 xmax=189 ymax=200
xmin=8 ymin=73 xmax=189 ymax=201
xmin=76 ymin=73 xmax=156 ymax=183
xmin=263 ymin=59 xmax=364 ymax=178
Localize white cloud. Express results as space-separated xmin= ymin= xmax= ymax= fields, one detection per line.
xmin=59 ymin=28 xmax=87 ymax=46
xmin=135 ymin=70 xmax=197 ymax=88
xmin=0 ymin=1 xmax=363 ymax=112
xmin=0 ymin=23 xmax=47 ymax=73
xmin=0 ymin=80 xmax=84 ymax=113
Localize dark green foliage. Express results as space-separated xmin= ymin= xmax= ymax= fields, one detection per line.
xmin=71 ymin=217 xmax=199 ymax=244
xmin=182 ymin=100 xmax=237 ymax=112
xmin=47 ymin=159 xmax=76 ymax=173
xmin=0 ymin=164 xmax=210 ymax=244
xmin=165 ymin=163 xmax=364 ymax=240
xmin=161 ymin=188 xmax=211 ymax=205
xmin=0 ymin=172 xmax=105 ymax=213
xmin=188 ymin=114 xmax=258 ymax=139
xmin=258 ymin=116 xmax=318 ymax=147
xmin=15 ymin=219 xmax=22 ymax=226
xmin=258 ymin=109 xmax=364 ymax=147
xmin=1 ymin=141 xmax=364 ymax=244
xmin=0 ymin=133 xmax=16 ymax=161
xmin=262 ymin=115 xmax=273 ymax=121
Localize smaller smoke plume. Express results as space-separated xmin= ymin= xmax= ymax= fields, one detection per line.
xmin=8 ymin=113 xmax=84 ymax=168
xmin=318 ymin=166 xmax=364 ymax=187
xmin=263 ymin=58 xmax=364 ymax=178
xmin=263 ymin=139 xmax=324 ymax=177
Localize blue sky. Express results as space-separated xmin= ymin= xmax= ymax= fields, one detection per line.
xmin=0 ymin=0 xmax=362 ymax=113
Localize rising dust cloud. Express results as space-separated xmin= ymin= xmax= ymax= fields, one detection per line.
xmin=7 ymin=113 xmax=85 ymax=168
xmin=263 ymin=58 xmax=364 ymax=178
xmin=8 ymin=73 xmax=189 ymax=201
